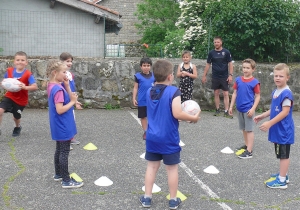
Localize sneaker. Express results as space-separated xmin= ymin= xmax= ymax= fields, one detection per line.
xmin=224 ymin=111 xmax=233 ymax=119
xmin=143 ymin=131 xmax=146 ymax=140
xmin=61 ymin=178 xmax=84 ymax=189
xmin=238 ymin=150 xmax=252 ymax=159
xmin=53 ymin=174 xmax=62 ymax=181
xmin=70 ymin=139 xmax=80 ymax=145
xmin=213 ymin=109 xmax=221 ymax=116
xmin=264 ymin=173 xmax=289 ymax=184
xmin=235 ymin=145 xmax=247 ymax=151
xmin=139 ymin=196 xmax=152 ymax=208
xmin=169 ymin=198 xmax=182 ymax=210
xmin=70 ymin=145 xmax=73 ymax=150
xmin=266 ymin=176 xmax=287 ymax=189
xmin=12 ymin=126 xmax=22 ymax=136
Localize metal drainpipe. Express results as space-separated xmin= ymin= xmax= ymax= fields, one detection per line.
xmin=103 ymin=16 xmax=106 ymax=58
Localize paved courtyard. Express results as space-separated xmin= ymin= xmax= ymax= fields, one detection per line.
xmin=0 ymin=109 xmax=300 ymax=210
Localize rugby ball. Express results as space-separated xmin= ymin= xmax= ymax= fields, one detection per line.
xmin=2 ymin=78 xmax=22 ymax=92
xmin=181 ymin=100 xmax=201 ymax=116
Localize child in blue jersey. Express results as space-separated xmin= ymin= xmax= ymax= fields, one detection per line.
xmin=60 ymin=52 xmax=82 ymax=148
xmin=254 ymin=63 xmax=294 ymax=189
xmin=139 ymin=60 xmax=200 ymax=209
xmin=176 ymin=51 xmax=197 ymax=103
xmin=46 ymin=60 xmax=83 ymax=189
xmin=229 ymin=59 xmax=260 ymax=159
xmin=132 ymin=57 xmax=155 ymax=140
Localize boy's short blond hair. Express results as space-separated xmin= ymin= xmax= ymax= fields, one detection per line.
xmin=274 ymin=63 xmax=290 ymax=76
xmin=153 ymin=60 xmax=173 ymax=82
xmin=15 ymin=51 xmax=28 ymax=59
xmin=242 ymin=58 xmax=256 ymax=69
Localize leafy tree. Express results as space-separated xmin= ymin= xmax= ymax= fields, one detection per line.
xmin=175 ymin=0 xmax=300 ymax=61
xmin=134 ymin=0 xmax=180 ymax=44
xmin=134 ymin=0 xmax=180 ymax=57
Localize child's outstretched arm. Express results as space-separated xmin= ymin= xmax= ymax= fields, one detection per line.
xmin=259 ymin=106 xmax=290 ymax=132
xmin=254 ymin=110 xmax=270 ymax=124
xmin=172 ymin=96 xmax=200 ymax=123
xmin=229 ymin=89 xmax=237 ymax=115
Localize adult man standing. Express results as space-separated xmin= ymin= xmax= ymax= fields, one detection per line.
xmin=202 ymin=36 xmax=233 ymax=118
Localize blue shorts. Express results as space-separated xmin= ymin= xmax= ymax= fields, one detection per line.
xmin=145 ymin=151 xmax=181 ymax=165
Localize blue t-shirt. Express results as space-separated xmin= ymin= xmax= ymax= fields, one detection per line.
xmin=5 ymin=68 xmax=36 ymax=84
xmin=268 ymin=88 xmax=294 ymax=144
xmin=207 ymin=48 xmax=232 ymax=78
xmin=134 ymin=72 xmax=155 ymax=106
xmin=146 ymin=85 xmax=181 ymax=154
xmin=235 ymin=76 xmax=259 ymax=113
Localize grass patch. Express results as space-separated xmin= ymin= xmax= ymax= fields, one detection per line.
xmin=2 ymin=138 xmax=25 ymax=210
xmin=104 ymin=103 xmax=120 ymax=110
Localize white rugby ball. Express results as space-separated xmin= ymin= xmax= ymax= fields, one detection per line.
xmin=181 ymin=100 xmax=201 ymax=116
xmin=2 ymin=78 xmax=22 ymax=92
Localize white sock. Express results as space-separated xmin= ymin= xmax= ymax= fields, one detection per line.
xmin=278 ymin=175 xmax=286 ymax=182
xmin=170 ymin=197 xmax=177 ymax=201
xmin=144 ymin=195 xmax=152 ymax=199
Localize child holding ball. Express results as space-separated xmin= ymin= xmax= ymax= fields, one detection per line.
xmin=47 ymin=60 xmax=83 ymax=189
xmin=139 ymin=60 xmax=200 ymax=209
xmin=0 ymin=51 xmax=38 ymax=136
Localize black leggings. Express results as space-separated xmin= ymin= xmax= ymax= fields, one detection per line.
xmin=54 ymin=140 xmax=71 ymax=182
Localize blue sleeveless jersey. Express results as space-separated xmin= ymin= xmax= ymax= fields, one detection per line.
xmin=235 ymin=77 xmax=259 ymax=113
xmin=135 ymin=72 xmax=155 ymax=106
xmin=269 ymin=89 xmax=294 ymax=144
xmin=146 ymin=86 xmax=181 ymax=154
xmin=48 ymin=85 xmax=77 ymax=141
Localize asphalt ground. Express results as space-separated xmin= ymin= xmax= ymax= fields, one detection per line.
xmin=0 ymin=108 xmax=300 ymax=210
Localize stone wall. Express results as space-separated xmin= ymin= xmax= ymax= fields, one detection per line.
xmin=0 ymin=58 xmax=299 ymax=111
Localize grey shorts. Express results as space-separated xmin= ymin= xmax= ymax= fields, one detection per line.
xmin=237 ymin=111 xmax=254 ymax=132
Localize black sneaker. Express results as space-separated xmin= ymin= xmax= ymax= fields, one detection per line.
xmin=213 ymin=109 xmax=221 ymax=116
xmin=12 ymin=126 xmax=22 ymax=137
xmin=224 ymin=111 xmax=233 ymax=119
xmin=238 ymin=150 xmax=253 ymax=159
xmin=235 ymin=145 xmax=247 ymax=151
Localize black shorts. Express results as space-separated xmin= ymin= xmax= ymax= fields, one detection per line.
xmin=274 ymin=143 xmax=290 ymax=159
xmin=0 ymin=97 xmax=25 ymax=120
xmin=211 ymin=77 xmax=229 ymax=91
xmin=145 ymin=151 xmax=181 ymax=165
xmin=138 ymin=106 xmax=147 ymax=118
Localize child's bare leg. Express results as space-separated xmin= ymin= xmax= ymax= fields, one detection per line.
xmin=166 ymin=164 xmax=178 ymax=199
xmin=0 ymin=108 xmax=4 ymax=126
xmin=279 ymin=159 xmax=290 ymax=177
xmin=141 ymin=117 xmax=147 ymax=131
xmin=242 ymin=130 xmax=247 ymax=146
xmin=144 ymin=161 xmax=160 ymax=196
xmin=13 ymin=118 xmax=21 ymax=127
xmin=245 ymin=131 xmax=254 ymax=152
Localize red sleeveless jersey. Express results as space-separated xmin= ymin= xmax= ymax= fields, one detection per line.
xmin=5 ymin=67 xmax=32 ymax=106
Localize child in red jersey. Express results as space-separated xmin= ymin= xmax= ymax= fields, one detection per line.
xmin=0 ymin=51 xmax=38 ymax=136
